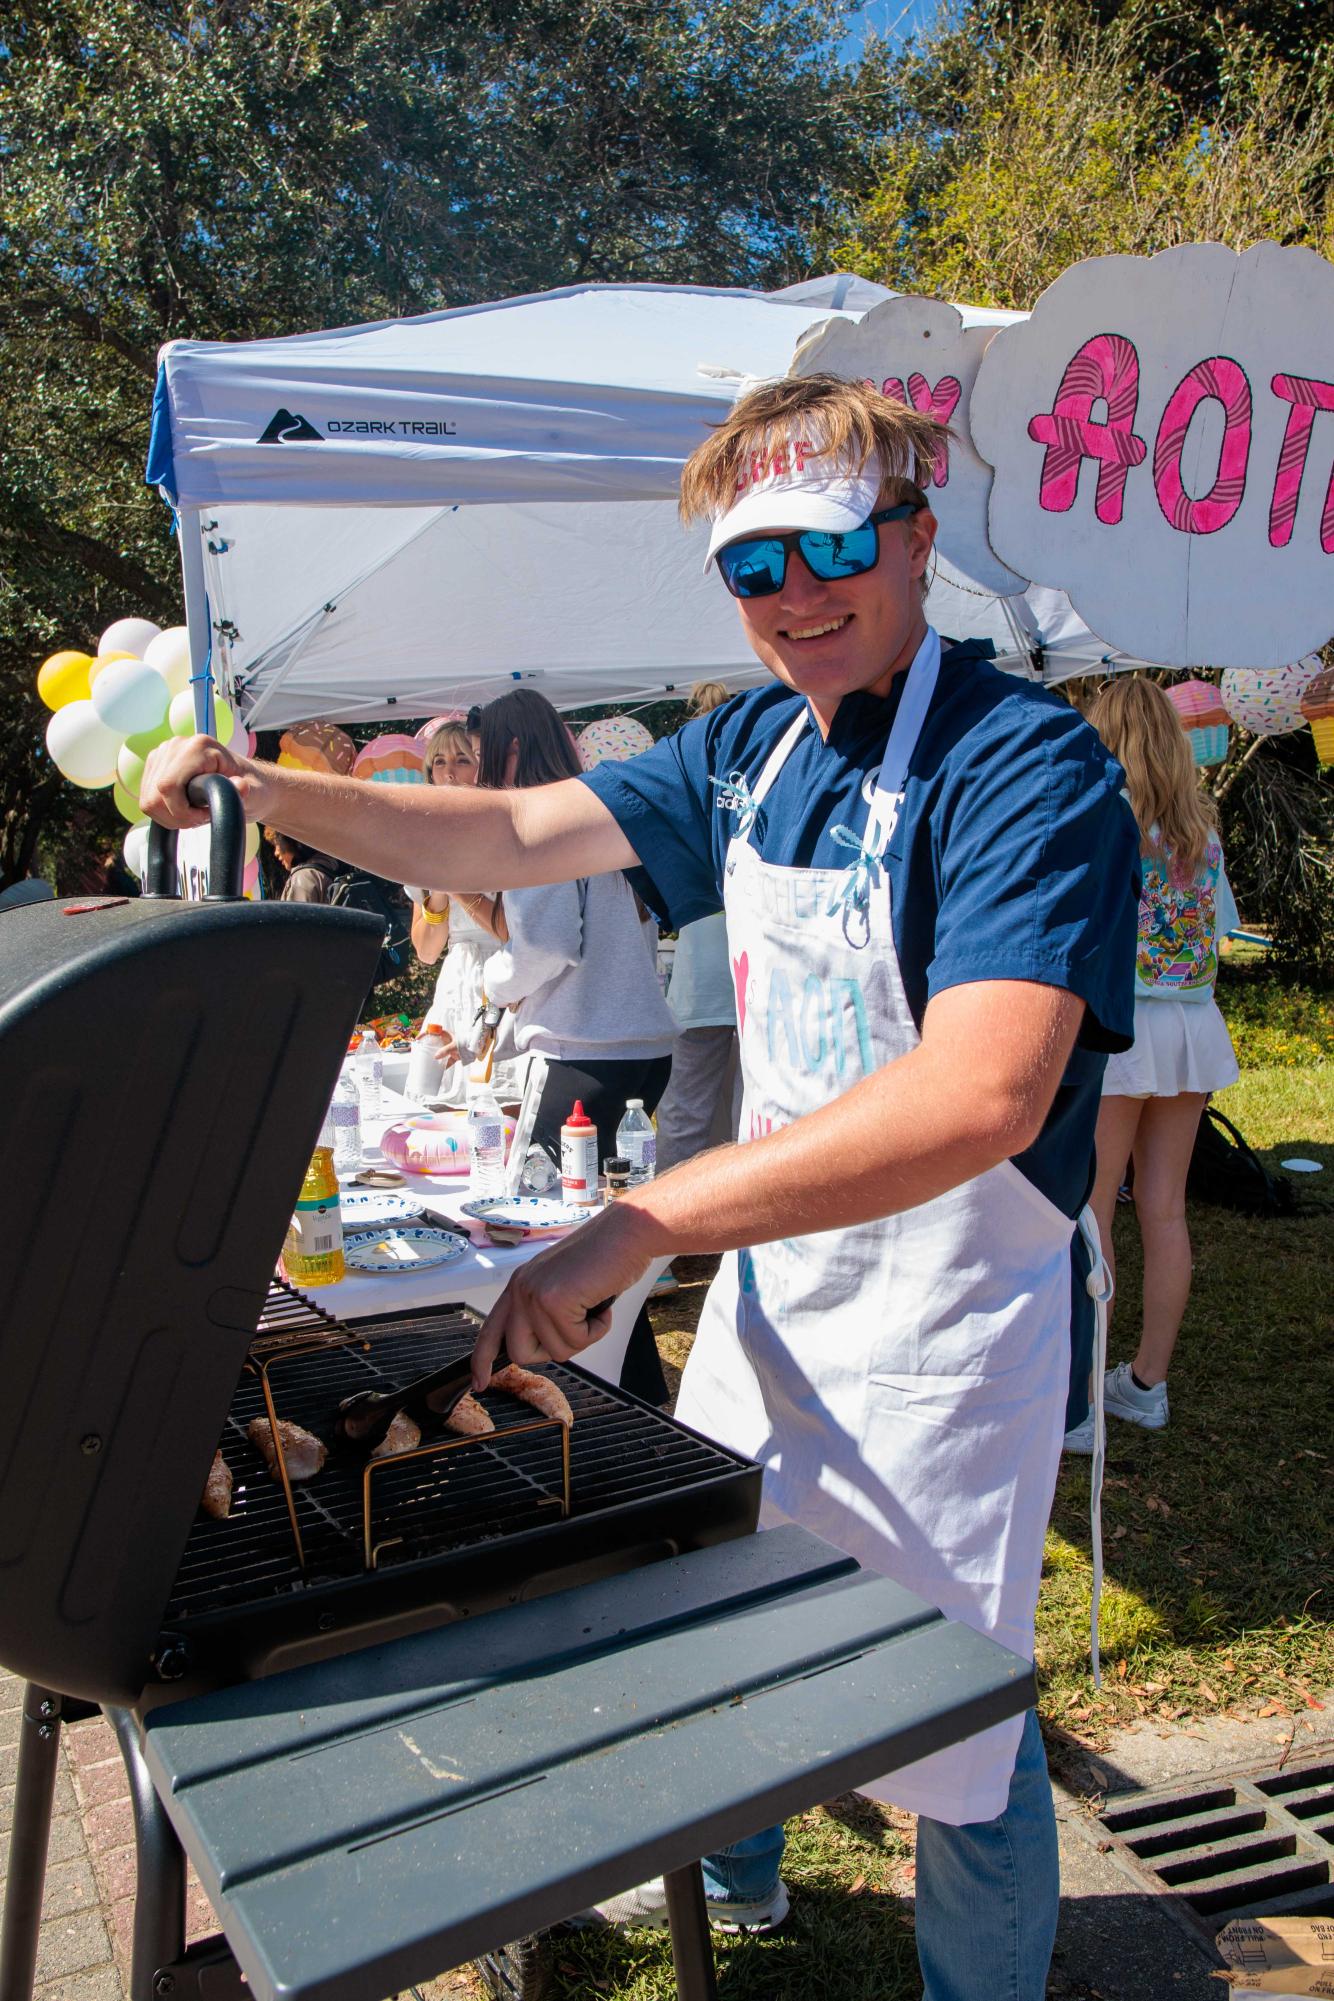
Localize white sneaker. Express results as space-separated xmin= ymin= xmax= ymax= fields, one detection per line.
xmin=587 ymin=1874 xmax=790 ymax=1935
xmin=1103 ymin=1360 xmax=1169 ymax=1430
xmin=1062 ymin=1412 xmax=1096 ymax=1455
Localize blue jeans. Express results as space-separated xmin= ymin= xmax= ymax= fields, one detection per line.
xmin=703 ymin=1709 xmax=1058 ymax=2001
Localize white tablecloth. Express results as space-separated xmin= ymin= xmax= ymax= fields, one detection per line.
xmin=295 ymin=1088 xmax=664 ymax=1385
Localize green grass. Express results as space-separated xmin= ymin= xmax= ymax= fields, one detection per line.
xmin=1214 ymin=967 xmax=1333 ymax=1068
xmin=490 ymin=1004 xmax=1334 ymax=2001
xmin=1040 ymin=1059 xmax=1334 ymax=1743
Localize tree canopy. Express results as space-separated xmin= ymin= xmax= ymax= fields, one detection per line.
xmin=1 ymin=0 xmax=876 ymax=881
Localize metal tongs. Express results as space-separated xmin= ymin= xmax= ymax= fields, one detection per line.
xmin=335 ymin=1345 xmax=509 ymax=1453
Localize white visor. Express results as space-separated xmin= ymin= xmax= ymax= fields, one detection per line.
xmin=704 ymin=461 xmax=882 ymax=573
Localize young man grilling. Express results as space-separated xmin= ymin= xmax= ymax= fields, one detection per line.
xmin=144 ymin=375 xmax=1138 ymax=2000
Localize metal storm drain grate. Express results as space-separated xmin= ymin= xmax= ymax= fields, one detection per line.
xmin=1096 ymin=1757 xmax=1334 ymax=1945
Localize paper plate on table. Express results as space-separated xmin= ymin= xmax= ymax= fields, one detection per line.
xmin=337 ymin=1188 xmax=423 ymax=1230
xmin=342 ymin=1225 xmax=470 ymax=1272
xmin=460 ymin=1195 xmax=597 ymax=1237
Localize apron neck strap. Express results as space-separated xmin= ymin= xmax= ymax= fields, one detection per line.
xmin=864 ymin=626 xmax=942 ymax=851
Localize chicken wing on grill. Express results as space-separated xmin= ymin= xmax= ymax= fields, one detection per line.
xmin=490 ymin=1365 xmax=574 ymax=1427
xmin=369 ymin=1411 xmax=423 ymax=1460
xmin=444 ymin=1393 xmax=494 ymax=1437
xmin=246 ymin=1417 xmax=328 ymax=1482
xmin=200 ymin=1450 xmax=233 ymax=1519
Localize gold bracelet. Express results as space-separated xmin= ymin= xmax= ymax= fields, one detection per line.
xmin=419 ymin=903 xmax=447 ymax=926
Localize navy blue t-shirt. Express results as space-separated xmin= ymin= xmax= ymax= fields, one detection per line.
xmin=582 ymin=639 xmax=1139 ymax=1222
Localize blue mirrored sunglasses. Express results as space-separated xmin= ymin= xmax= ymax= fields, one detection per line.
xmin=715 ymin=503 xmax=924 ymax=600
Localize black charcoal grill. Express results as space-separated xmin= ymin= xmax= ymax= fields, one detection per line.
xmin=0 ymin=780 xmax=756 ymax=1998
xmin=0 ymin=782 xmax=1034 ymax=2001
xmin=153 ymin=1284 xmax=758 ymax=1701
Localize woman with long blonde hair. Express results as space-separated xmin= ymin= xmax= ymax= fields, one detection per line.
xmin=1066 ymin=676 xmax=1239 ymax=1450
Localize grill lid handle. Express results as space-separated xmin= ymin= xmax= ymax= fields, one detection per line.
xmin=145 ymin=774 xmax=246 ymax=902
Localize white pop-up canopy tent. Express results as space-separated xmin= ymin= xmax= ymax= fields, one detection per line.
xmin=148 ymin=277 xmax=1145 ymax=730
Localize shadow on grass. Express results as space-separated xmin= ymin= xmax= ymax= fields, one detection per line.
xmin=543 ymin=1878 xmax=919 ymax=2001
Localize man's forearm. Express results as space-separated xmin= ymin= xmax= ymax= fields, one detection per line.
xmin=139 ymin=738 xmax=637 ymax=888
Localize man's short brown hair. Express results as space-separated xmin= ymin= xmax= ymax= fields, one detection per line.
xmin=678 ymin=372 xmax=946 ymax=525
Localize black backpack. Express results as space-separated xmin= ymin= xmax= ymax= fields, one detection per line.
xmin=327 ymin=869 xmax=412 ymax=989
xmin=1187 ymin=1105 xmax=1296 ymax=1217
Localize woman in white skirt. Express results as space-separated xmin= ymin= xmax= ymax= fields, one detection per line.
xmin=1073 ymin=676 xmax=1239 ymax=1443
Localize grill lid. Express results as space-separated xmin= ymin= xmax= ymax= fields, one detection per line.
xmin=0 ymin=880 xmax=382 ymax=1703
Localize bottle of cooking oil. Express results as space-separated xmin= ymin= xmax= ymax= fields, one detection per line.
xmin=281 ymin=1145 xmax=345 ymax=1286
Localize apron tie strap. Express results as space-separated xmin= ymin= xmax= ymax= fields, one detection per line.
xmin=708 ymin=769 xmax=761 ymax=836
xmin=825 ymin=822 xmax=886 ymax=918
xmin=1077 ymin=1207 xmax=1114 ymax=1691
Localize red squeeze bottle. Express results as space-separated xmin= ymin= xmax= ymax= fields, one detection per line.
xmin=560 ymin=1100 xmax=600 ymax=1206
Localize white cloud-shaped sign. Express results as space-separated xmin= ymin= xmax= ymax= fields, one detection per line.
xmin=971 ymin=242 xmax=1334 ymax=667
xmin=792 ymin=297 xmax=1026 ymax=596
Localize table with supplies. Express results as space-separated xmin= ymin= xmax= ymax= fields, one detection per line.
xmin=296 ymin=1077 xmax=666 ymax=1387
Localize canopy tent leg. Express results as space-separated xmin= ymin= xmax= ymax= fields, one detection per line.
xmin=179 ymin=509 xmax=215 ymax=737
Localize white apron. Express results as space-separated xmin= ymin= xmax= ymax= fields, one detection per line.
xmin=675 ymin=630 xmax=1077 ymax=1825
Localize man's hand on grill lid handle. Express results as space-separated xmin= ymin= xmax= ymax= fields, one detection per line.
xmin=141 ymin=733 xmax=275 ymax=828
xmin=471 ymin=1198 xmax=663 ymax=1385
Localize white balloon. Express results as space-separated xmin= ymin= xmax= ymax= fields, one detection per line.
xmin=99 ymin=616 xmax=161 ymax=659
xmin=169 ymin=686 xmax=235 ymax=743
xmin=46 ymin=700 xmax=121 ymax=787
xmin=91 ymin=660 xmax=170 ymax=738
xmin=123 ymin=824 xmax=150 ymax=879
xmin=143 ymin=626 xmax=192 ymax=697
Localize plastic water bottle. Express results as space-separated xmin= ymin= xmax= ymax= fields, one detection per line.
xmin=466 ymin=1077 xmax=506 ymax=1195
xmin=354 ymin=1031 xmax=384 ymax=1119
xmin=616 ymin=1099 xmax=656 ymax=1185
xmin=328 ymin=1062 xmax=363 ymax=1176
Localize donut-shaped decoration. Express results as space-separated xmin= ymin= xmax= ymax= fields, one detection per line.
xmin=353 ymin=734 xmax=427 ymax=784
xmin=279 ymin=721 xmax=358 ymax=775
xmin=378 ymin=1110 xmax=517 ymax=1175
xmin=576 ymin=715 xmax=655 ymax=769
xmin=1220 ymin=659 xmax=1320 ymax=737
xmin=413 ymin=713 xmax=468 ymax=753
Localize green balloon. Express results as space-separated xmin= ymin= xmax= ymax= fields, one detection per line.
xmin=125 ymin=718 xmax=171 ymax=759
xmin=113 ymin=780 xmax=148 ymax=827
xmin=117 ymin=742 xmax=146 ymax=794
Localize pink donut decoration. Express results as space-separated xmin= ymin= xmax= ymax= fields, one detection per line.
xmin=353 ymin=734 xmax=426 ymax=784
xmin=379 ymin=1110 xmax=517 ymax=1175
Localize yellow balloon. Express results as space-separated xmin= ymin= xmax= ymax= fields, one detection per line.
xmin=244 ymin=822 xmax=260 ymax=862
xmin=88 ymin=650 xmax=140 ymax=688
xmin=37 ymin=651 xmax=94 ymax=712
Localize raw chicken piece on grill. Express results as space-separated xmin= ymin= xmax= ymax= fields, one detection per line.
xmin=246 ymin=1417 xmax=328 ymax=1482
xmin=369 ymin=1411 xmax=423 ymax=1460
xmin=200 ymin=1451 xmax=233 ymax=1520
xmin=445 ymin=1392 xmax=495 ymax=1437
xmin=490 ymin=1364 xmax=574 ymax=1427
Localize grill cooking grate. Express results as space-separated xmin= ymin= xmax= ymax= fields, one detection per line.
xmin=166 ymin=1300 xmax=747 ymax=1622
xmin=1096 ymin=1758 xmax=1334 ymax=1941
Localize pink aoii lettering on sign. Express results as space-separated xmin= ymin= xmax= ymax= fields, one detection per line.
xmin=1152 ymin=356 xmax=1252 ymax=535
xmin=1268 ymin=373 xmax=1334 ymax=551
xmin=1027 ymin=332 xmax=1148 ymax=523
xmin=878 ymin=375 xmax=962 ymax=486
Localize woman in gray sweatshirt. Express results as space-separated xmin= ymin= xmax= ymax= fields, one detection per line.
xmin=473 ymin=692 xmax=675 ymax=1400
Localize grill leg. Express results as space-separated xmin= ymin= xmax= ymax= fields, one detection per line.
xmin=0 ymin=1686 xmax=67 ymax=2001
xmin=662 ymin=1864 xmax=719 ymax=2001
xmin=107 ymin=1710 xmax=186 ymax=2001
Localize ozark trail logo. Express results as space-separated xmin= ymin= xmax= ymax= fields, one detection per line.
xmin=256 ymin=408 xmax=459 ymax=442
xmin=258 ymin=408 xmax=323 ymax=444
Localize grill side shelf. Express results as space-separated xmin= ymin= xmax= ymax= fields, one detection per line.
xmin=141 ymin=1527 xmax=1034 ymax=2001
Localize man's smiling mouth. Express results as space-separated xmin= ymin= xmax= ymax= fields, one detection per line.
xmin=782 ymin=615 xmax=851 ymax=641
